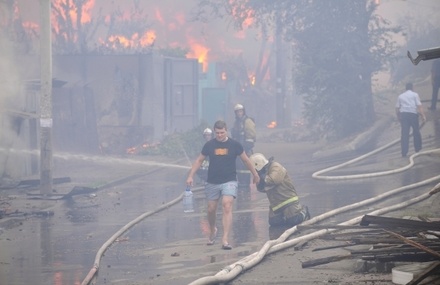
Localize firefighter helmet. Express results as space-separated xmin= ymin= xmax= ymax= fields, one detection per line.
xmin=250 ymin=153 xmax=269 ymax=171
xmin=234 ymin=104 xmax=244 ymax=111
xmin=203 ymin=128 xmax=213 ymax=135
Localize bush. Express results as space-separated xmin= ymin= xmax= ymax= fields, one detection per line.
xmin=138 ymin=123 xmax=209 ymax=158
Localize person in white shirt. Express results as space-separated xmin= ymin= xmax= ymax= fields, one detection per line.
xmin=395 ymin=83 xmax=426 ymax=157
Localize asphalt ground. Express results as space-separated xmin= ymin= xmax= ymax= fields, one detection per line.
xmin=0 ymin=110 xmax=439 ymax=285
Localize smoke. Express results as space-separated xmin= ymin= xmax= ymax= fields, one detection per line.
xmin=19 ymin=0 xmax=264 ymax=72
xmin=0 ymin=30 xmax=27 ymax=182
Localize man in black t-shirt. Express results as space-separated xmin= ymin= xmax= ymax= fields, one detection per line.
xmin=186 ymin=120 xmax=259 ymax=250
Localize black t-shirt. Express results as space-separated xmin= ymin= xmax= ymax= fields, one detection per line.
xmin=201 ymin=137 xmax=244 ymax=184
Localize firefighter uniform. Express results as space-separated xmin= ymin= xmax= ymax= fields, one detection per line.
xmin=231 ymin=104 xmax=256 ymax=187
xmin=250 ymin=153 xmax=310 ymax=227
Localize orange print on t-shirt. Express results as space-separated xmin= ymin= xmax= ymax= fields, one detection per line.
xmin=215 ymin=148 xmax=228 ymax=155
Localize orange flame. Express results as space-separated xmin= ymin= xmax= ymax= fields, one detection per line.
xmin=187 ymin=41 xmax=210 ymax=72
xmin=267 ymin=121 xmax=277 ymax=128
xmin=52 ymin=0 xmax=94 ymax=31
xmin=221 ymin=72 xmax=227 ymax=81
xmin=249 ymin=74 xmax=256 ymax=85
xmin=101 ymin=30 xmax=156 ymax=49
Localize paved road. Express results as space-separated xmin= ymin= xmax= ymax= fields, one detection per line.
xmin=0 ymin=112 xmax=439 ymax=285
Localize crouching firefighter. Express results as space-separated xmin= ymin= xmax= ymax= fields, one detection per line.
xmin=249 ymin=153 xmax=310 ymax=227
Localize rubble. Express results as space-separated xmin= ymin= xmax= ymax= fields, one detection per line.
xmin=300 ymin=215 xmax=440 ymax=284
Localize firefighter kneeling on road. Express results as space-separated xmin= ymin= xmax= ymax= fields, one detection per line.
xmin=250 ymin=153 xmax=310 ymax=227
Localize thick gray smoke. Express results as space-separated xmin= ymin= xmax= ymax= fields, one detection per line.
xmin=0 ymin=37 xmax=28 ymax=183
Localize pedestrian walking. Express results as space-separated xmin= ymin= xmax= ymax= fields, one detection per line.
xmin=186 ymin=120 xmax=260 ymax=250
xmin=249 ymin=153 xmax=310 ymax=228
xmin=395 ymin=82 xmax=426 ymax=157
xmin=231 ymin=103 xmax=256 ymax=188
xmin=429 ymin=59 xmax=440 ymax=110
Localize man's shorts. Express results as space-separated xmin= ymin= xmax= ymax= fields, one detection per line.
xmin=205 ymin=181 xmax=238 ymax=200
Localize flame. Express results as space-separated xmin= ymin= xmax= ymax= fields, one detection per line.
xmin=267 ymin=121 xmax=277 ymax=128
xmin=249 ymin=74 xmax=256 ymax=85
xmin=52 ymin=0 xmax=95 ymax=33
xmin=187 ymin=41 xmax=210 ymax=72
xmin=221 ymin=72 xmax=227 ymax=81
xmin=126 ymin=146 xmax=137 ymax=154
xmin=140 ymin=30 xmax=156 ymax=46
xmin=126 ymin=142 xmax=160 ymax=155
xmin=100 ymin=30 xmax=156 ymax=49
xmin=14 ymin=1 xmax=268 ymax=85
xmin=22 ymin=21 xmax=39 ymax=30
xmin=155 ymin=8 xmax=165 ymax=25
xmin=229 ymin=0 xmax=255 ymax=28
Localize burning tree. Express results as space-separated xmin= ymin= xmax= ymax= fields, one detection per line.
xmin=51 ymin=0 xmax=97 ymax=53
xmin=1 ymin=0 xmax=156 ymax=54
xmin=51 ymin=0 xmax=156 ymax=54
xmin=194 ymin=0 xmax=402 ymax=139
xmin=0 ymin=0 xmax=38 ymax=53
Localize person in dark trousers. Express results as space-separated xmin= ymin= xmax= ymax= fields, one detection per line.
xmin=430 ymin=59 xmax=440 ymax=110
xmin=249 ymin=153 xmax=310 ymax=228
xmin=395 ymin=82 xmax=426 ymax=157
xmin=231 ymin=103 xmax=256 ymax=188
xmin=186 ymin=120 xmax=260 ymax=250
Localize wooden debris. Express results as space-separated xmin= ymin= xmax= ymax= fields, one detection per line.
xmin=360 ymin=215 xmax=440 ymax=231
xmin=301 ymin=214 xmax=440 ymax=284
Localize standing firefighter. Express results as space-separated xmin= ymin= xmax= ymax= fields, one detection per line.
xmin=231 ymin=104 xmax=256 ymax=154
xmin=231 ymin=104 xmax=256 ymax=188
xmin=250 ymin=153 xmax=310 ymax=227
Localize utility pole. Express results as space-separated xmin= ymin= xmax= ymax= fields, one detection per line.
xmin=275 ymin=13 xmax=286 ymax=128
xmin=39 ymin=0 xmax=53 ymax=195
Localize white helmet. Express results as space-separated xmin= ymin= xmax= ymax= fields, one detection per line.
xmin=250 ymin=153 xmax=269 ymax=171
xmin=234 ymin=103 xmax=244 ymax=111
xmin=203 ymin=128 xmax=213 ymax=135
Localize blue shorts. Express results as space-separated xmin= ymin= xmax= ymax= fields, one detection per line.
xmin=205 ymin=181 xmax=238 ymax=200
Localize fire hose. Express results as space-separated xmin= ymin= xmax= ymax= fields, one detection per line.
xmin=312 ymin=121 xmax=439 ymax=180
xmin=80 ymin=182 xmax=205 ymax=285
xmin=188 ymin=123 xmax=440 ymax=284
xmin=81 ymin=124 xmax=440 ymax=285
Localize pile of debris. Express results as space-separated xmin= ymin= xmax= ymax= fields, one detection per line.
xmin=300 ymin=215 xmax=440 ymax=285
